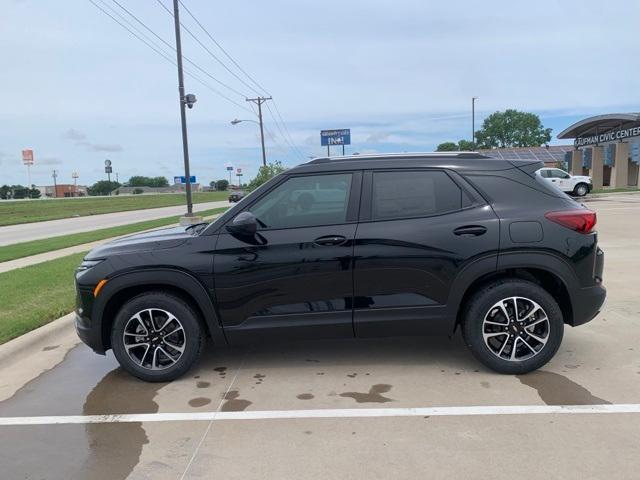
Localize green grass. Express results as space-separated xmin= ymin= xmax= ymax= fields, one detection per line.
xmin=0 ymin=252 xmax=86 ymax=344
xmin=0 ymin=207 xmax=228 ymax=263
xmin=0 ymin=191 xmax=228 ymax=226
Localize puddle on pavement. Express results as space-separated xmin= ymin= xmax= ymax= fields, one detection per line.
xmin=0 ymin=345 xmax=163 ymax=480
xmin=339 ymin=384 xmax=394 ymax=403
xmin=297 ymin=393 xmax=314 ymax=400
xmin=189 ymin=397 xmax=212 ymax=407
xmin=517 ymin=371 xmax=611 ymax=405
xmin=221 ymin=390 xmax=252 ymax=411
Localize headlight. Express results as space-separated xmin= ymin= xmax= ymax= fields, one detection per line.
xmin=77 ymin=259 xmax=104 ymax=272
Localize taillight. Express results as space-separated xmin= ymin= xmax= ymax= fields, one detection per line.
xmin=545 ymin=209 xmax=597 ymax=234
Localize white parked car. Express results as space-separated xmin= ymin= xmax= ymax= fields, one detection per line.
xmin=536 ymin=168 xmax=592 ymax=197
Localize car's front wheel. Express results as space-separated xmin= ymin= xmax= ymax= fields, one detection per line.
xmin=462 ymin=280 xmax=564 ymax=374
xmin=111 ymin=291 xmax=205 ymax=382
xmin=574 ymin=183 xmax=589 ymax=197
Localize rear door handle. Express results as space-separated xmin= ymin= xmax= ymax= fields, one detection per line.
xmin=314 ymin=235 xmax=347 ymax=246
xmin=453 ymin=225 xmax=487 ymax=237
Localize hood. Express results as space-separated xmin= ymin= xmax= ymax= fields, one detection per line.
xmin=85 ymin=226 xmax=192 ymax=259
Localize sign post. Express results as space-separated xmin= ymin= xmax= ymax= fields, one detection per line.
xmin=320 ymin=129 xmax=351 ymax=157
xmin=105 ymin=159 xmax=113 ymax=195
xmin=22 ymin=149 xmax=34 ymax=188
xmin=226 ymin=165 xmax=234 ymax=186
xmin=72 ymin=171 xmax=79 ymax=197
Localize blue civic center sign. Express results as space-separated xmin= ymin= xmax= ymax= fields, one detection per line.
xmin=174 ymin=176 xmax=196 ymax=184
xmin=321 ymin=129 xmax=351 ymax=146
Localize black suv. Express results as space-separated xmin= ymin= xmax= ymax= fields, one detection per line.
xmin=75 ymin=153 xmax=606 ymax=381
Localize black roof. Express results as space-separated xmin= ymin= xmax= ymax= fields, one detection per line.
xmin=290 ymin=152 xmax=540 ymax=174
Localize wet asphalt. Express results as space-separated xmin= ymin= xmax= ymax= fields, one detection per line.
xmin=1 ymin=193 xmax=640 ymax=479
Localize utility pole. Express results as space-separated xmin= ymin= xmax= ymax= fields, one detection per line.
xmin=172 ymin=0 xmax=198 ymax=220
xmin=52 ymin=170 xmax=58 ymax=198
xmin=472 ymin=96 xmax=478 ymax=150
xmin=246 ymin=96 xmax=272 ymax=167
xmin=72 ymin=172 xmax=79 ymax=197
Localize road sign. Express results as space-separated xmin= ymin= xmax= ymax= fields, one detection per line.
xmin=236 ymin=168 xmax=242 ymax=175
xmin=321 ymin=129 xmax=351 ymax=146
xmin=104 ymin=159 xmax=112 ymax=167
xmin=105 ymin=166 xmax=113 ymax=174
xmin=22 ymin=149 xmax=34 ymax=165
xmin=174 ymin=176 xmax=196 ymax=184
xmin=226 ymin=166 xmax=234 ymax=171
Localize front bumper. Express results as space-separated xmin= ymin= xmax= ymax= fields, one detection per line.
xmin=74 ymin=311 xmax=105 ymax=354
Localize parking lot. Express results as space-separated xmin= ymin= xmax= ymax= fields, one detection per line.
xmin=1 ymin=192 xmax=639 ymax=480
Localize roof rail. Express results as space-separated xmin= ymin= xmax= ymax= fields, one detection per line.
xmin=307 ymin=151 xmax=488 ymax=164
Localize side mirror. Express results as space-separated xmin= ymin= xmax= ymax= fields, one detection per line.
xmin=226 ymin=211 xmax=258 ymax=237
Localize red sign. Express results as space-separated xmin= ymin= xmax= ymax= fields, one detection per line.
xmin=22 ymin=149 xmax=34 ymax=165
xmin=236 ymin=168 xmax=242 ymax=175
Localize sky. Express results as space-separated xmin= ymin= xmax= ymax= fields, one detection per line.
xmin=1 ymin=0 xmax=639 ymax=187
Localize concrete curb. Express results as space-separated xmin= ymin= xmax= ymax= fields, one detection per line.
xmin=0 ymin=313 xmax=78 ymax=367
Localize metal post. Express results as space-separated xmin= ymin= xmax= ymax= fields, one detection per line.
xmin=342 ymin=144 xmax=345 ymax=156
xmin=173 ymin=0 xmax=193 ymax=216
xmin=472 ymin=96 xmax=478 ymax=150
xmin=327 ymin=145 xmax=330 ymax=157
xmin=52 ymin=170 xmax=58 ymax=198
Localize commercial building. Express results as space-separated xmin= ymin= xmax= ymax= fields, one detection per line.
xmin=37 ymin=184 xmax=88 ymax=198
xmin=558 ymin=113 xmax=640 ymax=189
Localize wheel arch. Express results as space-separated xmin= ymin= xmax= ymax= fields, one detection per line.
xmin=95 ymin=268 xmax=227 ymax=352
xmin=451 ymin=252 xmax=577 ymax=333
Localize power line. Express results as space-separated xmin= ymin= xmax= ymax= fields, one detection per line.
xmin=155 ymin=0 xmax=307 ymax=160
xmin=108 ymin=0 xmax=248 ymax=99
xmin=88 ymin=0 xmax=254 ymax=114
xmin=178 ymin=0 xmax=271 ymax=97
xmin=154 ymin=0 xmax=263 ymax=97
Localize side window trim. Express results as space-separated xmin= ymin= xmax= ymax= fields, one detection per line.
xmin=358 ymin=168 xmax=484 ymax=223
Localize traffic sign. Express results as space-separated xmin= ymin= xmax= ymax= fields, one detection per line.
xmin=174 ymin=176 xmax=196 ymax=184
xmin=105 ymin=166 xmax=113 ymax=174
xmin=104 ymin=159 xmax=112 ymax=167
xmin=321 ymin=129 xmax=351 ymax=146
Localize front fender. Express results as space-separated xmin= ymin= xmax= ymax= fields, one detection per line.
xmin=94 ymin=268 xmax=227 ymax=351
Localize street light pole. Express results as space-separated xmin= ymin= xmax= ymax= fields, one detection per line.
xmin=52 ymin=170 xmax=58 ymax=198
xmin=172 ymin=0 xmax=194 ymax=217
xmin=472 ymin=96 xmax=478 ymax=150
xmin=245 ymin=97 xmax=272 ymax=167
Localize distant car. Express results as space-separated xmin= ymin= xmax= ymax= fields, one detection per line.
xmin=536 ymin=168 xmax=592 ymax=197
xmin=228 ymin=190 xmax=245 ymax=202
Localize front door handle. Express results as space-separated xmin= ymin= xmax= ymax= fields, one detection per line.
xmin=314 ymin=235 xmax=347 ymax=246
xmin=453 ymin=225 xmax=487 ymax=237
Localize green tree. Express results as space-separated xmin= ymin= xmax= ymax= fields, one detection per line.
xmin=28 ymin=187 xmax=41 ymax=199
xmin=88 ymin=180 xmax=121 ymax=196
xmin=0 ymin=185 xmax=12 ymax=199
xmin=436 ymin=139 xmax=475 ymax=152
xmin=246 ymin=161 xmax=287 ymax=191
xmin=127 ymin=176 xmax=169 ymax=188
xmin=475 ymin=109 xmax=552 ymax=149
xmin=436 ymin=142 xmax=458 ymax=151
xmin=215 ymin=179 xmax=229 ymax=191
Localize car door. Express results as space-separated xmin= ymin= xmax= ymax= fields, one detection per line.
xmin=213 ymin=171 xmax=361 ymax=344
xmin=549 ymin=169 xmax=570 ymax=191
xmin=353 ymin=169 xmax=499 ymax=337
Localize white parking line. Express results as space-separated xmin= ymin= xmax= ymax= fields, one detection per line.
xmin=2 ymin=404 xmax=640 ymax=426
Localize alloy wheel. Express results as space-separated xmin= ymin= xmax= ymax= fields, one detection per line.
xmin=482 ymin=297 xmax=550 ymax=362
xmin=122 ymin=308 xmax=186 ymax=370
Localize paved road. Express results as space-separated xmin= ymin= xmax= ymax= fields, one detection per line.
xmin=0 ymin=201 xmax=230 ymax=247
xmin=1 ymin=193 xmax=639 ymax=479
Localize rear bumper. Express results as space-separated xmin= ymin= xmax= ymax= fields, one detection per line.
xmin=570 ymin=283 xmax=606 ymax=326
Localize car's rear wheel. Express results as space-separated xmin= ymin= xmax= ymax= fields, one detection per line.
xmin=111 ymin=291 xmax=205 ymax=382
xmin=574 ymin=183 xmax=589 ymax=197
xmin=462 ymin=280 xmax=564 ymax=374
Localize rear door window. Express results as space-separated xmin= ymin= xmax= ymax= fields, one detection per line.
xmin=371 ymin=170 xmax=463 ymax=220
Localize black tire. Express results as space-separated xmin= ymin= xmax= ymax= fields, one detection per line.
xmin=462 ymin=279 xmax=564 ymax=374
xmin=111 ymin=291 xmax=205 ymax=382
xmin=573 ymin=183 xmax=589 ymax=197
